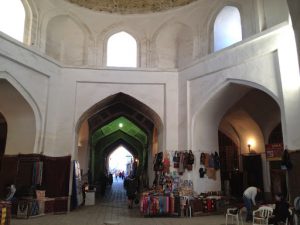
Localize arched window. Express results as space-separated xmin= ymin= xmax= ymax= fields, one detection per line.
xmin=214 ymin=6 xmax=242 ymax=52
xmin=0 ymin=0 xmax=25 ymax=42
xmin=107 ymin=31 xmax=137 ymax=67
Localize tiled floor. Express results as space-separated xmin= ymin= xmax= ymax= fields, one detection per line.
xmin=11 ymin=179 xmax=251 ymax=225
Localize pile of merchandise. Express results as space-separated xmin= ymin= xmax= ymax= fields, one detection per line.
xmin=0 ymin=201 xmax=11 ymax=225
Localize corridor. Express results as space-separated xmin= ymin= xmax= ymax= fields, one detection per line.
xmin=12 ymin=179 xmax=231 ymax=225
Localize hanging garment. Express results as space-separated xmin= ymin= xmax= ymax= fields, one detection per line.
xmin=206 ymin=168 xmax=216 ymax=180
xmin=204 ymin=153 xmax=210 ymax=167
xmin=178 ymin=152 xmax=185 ymax=175
xmin=169 ymin=196 xmax=174 ymax=213
xmin=163 ymin=155 xmax=170 ymax=173
xmin=208 ymin=154 xmax=215 ymax=168
xmin=32 ymin=161 xmax=43 ymax=186
xmin=173 ymin=151 xmax=180 ymax=168
xmin=200 ymin=153 xmax=206 ymax=165
xmin=199 ymin=166 xmax=206 ymax=178
xmin=184 ymin=151 xmax=189 ymax=169
xmin=187 ymin=150 xmax=194 ymax=171
xmin=213 ymin=152 xmax=220 ymax=170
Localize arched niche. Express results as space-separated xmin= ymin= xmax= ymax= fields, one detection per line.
xmin=45 ymin=15 xmax=87 ymax=66
xmin=0 ymin=79 xmax=36 ymax=155
xmin=154 ymin=22 xmax=194 ymax=68
xmin=192 ymin=81 xmax=281 ymax=194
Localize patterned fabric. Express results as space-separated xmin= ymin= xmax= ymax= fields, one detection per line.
xmin=32 ymin=161 xmax=43 ymax=186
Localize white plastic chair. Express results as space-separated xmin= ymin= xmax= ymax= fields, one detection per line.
xmin=252 ymin=206 xmax=273 ymax=225
xmin=226 ymin=207 xmax=244 ymax=225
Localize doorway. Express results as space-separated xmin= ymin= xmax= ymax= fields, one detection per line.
xmin=108 ymin=146 xmax=134 ymax=183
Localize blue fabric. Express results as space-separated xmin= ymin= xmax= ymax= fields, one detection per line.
xmin=243 ymin=195 xmax=253 ymax=221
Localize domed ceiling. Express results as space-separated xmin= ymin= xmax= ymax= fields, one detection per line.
xmin=67 ymin=0 xmax=197 ymax=14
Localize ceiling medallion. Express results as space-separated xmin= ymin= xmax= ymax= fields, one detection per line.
xmin=67 ymin=0 xmax=197 ymax=14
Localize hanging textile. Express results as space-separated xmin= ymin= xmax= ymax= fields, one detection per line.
xmin=178 ymin=152 xmax=185 ymax=175
xmin=32 ymin=161 xmax=43 ymax=186
xmin=71 ymin=160 xmax=83 ymax=210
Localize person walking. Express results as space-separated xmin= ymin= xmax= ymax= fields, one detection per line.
xmin=243 ymin=186 xmax=261 ymax=222
xmin=124 ymin=173 xmax=138 ymax=209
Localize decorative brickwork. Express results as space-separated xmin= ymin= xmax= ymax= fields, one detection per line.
xmin=67 ymin=0 xmax=196 ymax=14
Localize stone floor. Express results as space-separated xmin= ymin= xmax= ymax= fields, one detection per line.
xmin=11 ymin=178 xmax=251 ymax=225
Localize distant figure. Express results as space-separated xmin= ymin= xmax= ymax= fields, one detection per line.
xmin=115 ymin=173 xmax=118 ymax=182
xmin=81 ymin=182 xmax=88 ymax=206
xmin=108 ymin=173 xmax=113 ymax=186
xmin=243 ymin=186 xmax=261 ymax=222
xmin=99 ymin=172 xmax=107 ymax=196
xmin=269 ymin=193 xmax=291 ymax=225
xmin=124 ymin=174 xmax=138 ymax=209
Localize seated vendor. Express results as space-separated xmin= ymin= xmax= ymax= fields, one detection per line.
xmin=268 ymin=193 xmax=291 ymax=225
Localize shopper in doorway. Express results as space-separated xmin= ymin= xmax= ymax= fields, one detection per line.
xmin=124 ymin=173 xmax=138 ymax=209
xmin=268 ymin=193 xmax=291 ymax=225
xmin=243 ymin=186 xmax=261 ymax=222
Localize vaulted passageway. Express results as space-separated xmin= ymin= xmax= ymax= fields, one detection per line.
xmin=76 ymin=92 xmax=163 ymax=200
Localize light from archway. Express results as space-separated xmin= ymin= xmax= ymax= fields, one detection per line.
xmin=0 ymin=0 xmax=25 ymax=42
xmin=109 ymin=146 xmax=133 ymax=175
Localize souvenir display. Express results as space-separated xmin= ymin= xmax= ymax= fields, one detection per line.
xmin=144 ymin=151 xmax=226 ymax=217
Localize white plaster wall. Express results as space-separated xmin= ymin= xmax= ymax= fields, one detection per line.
xmin=0 ymin=33 xmax=57 ymax=154
xmin=0 ymin=0 xmax=298 ymax=195
xmin=77 ymin=120 xmax=89 ymax=175
xmin=30 ymin=0 xmax=265 ymax=68
xmin=45 ymin=15 xmax=87 ymax=66
xmin=0 ymin=33 xmax=179 ymax=160
xmin=179 ymin=23 xmax=299 ymax=193
xmin=56 ymin=68 xmax=179 ymax=157
xmin=263 ymin=0 xmax=290 ymax=29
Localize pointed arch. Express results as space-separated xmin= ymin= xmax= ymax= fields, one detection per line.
xmin=76 ymin=92 xmax=163 ymax=136
xmin=152 ymin=20 xmax=194 ymax=68
xmin=40 ymin=10 xmax=93 ymax=65
xmin=0 ymin=72 xmax=43 ymax=154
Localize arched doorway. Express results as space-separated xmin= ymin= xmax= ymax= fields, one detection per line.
xmin=218 ymin=86 xmax=281 ymax=200
xmin=0 ymin=113 xmax=7 ymax=169
xmin=192 ymin=82 xmax=281 ymax=199
xmin=75 ymin=92 xmax=163 ymax=200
